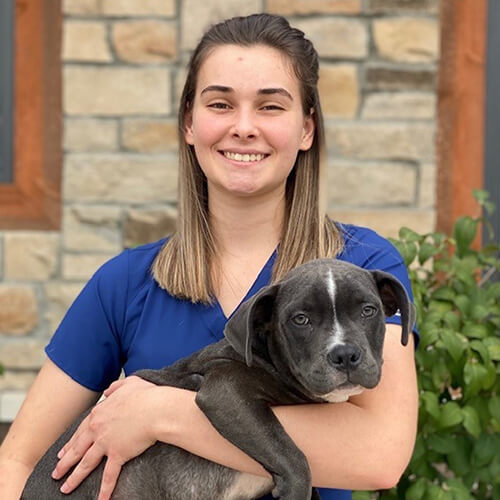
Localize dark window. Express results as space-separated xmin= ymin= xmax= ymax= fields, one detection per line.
xmin=0 ymin=0 xmax=14 ymax=183
xmin=484 ymin=0 xmax=500 ymax=246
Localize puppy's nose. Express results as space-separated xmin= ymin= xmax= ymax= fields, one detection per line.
xmin=328 ymin=344 xmax=362 ymax=371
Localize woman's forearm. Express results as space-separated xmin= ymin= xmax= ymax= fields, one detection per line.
xmin=154 ymin=389 xmax=408 ymax=490
xmin=0 ymin=459 xmax=33 ymax=499
xmin=152 ymin=327 xmax=418 ymax=491
xmin=0 ymin=359 xmax=100 ymax=497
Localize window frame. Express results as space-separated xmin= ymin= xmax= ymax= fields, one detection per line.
xmin=0 ymin=0 xmax=62 ymax=230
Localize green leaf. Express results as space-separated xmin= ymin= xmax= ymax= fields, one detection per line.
xmin=470 ymin=340 xmax=491 ymax=364
xmin=406 ymin=478 xmax=427 ymax=500
xmin=447 ymin=439 xmax=470 ymax=476
xmin=439 ymin=402 xmax=463 ymax=428
xmin=462 ymin=322 xmax=490 ymax=339
xmin=426 ymin=484 xmax=452 ymax=500
xmin=473 ymin=188 xmax=495 ymax=215
xmin=486 ymin=282 xmax=500 ymax=301
xmin=473 ymin=433 xmax=498 ymax=466
xmin=481 ymin=361 xmax=496 ymax=390
xmin=471 ymin=304 xmax=489 ymax=321
xmin=463 ymin=361 xmax=488 ymax=397
xmin=440 ymin=330 xmax=467 ymax=362
xmin=432 ymin=287 xmax=456 ymax=302
xmin=484 ymin=337 xmax=500 ymax=361
xmin=412 ymin=436 xmax=428 ymax=466
xmin=421 ymin=391 xmax=440 ymax=419
xmin=454 ymin=295 xmax=471 ymax=318
xmin=432 ymin=358 xmax=451 ymax=391
xmin=442 ymin=311 xmax=461 ymax=331
xmin=400 ymin=241 xmax=418 ymax=266
xmin=488 ymin=396 xmax=500 ymax=420
xmin=453 ymin=216 xmax=478 ymax=257
xmin=427 ymin=433 xmax=458 ymax=454
xmin=352 ymin=492 xmax=372 ymax=500
xmin=399 ymin=226 xmax=422 ymax=242
xmin=419 ymin=242 xmax=440 ymax=265
xmin=420 ymin=324 xmax=440 ymax=347
xmin=462 ymin=406 xmax=481 ymax=437
xmin=445 ymin=478 xmax=473 ymax=500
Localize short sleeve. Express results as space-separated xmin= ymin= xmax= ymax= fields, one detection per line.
xmin=45 ymin=251 xmax=129 ymax=391
xmin=337 ymin=224 xmax=419 ymax=345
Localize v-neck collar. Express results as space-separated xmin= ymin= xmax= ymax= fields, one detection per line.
xmin=198 ymin=248 xmax=278 ymax=341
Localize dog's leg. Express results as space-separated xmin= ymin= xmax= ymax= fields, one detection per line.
xmin=195 ymin=363 xmax=313 ymax=500
xmin=311 ymin=487 xmax=321 ymax=499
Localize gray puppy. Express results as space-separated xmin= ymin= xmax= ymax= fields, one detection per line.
xmin=22 ymin=258 xmax=415 ymax=500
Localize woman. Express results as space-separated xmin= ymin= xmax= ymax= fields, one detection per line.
xmin=0 ymin=14 xmax=418 ymax=500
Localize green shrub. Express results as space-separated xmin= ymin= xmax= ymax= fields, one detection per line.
xmin=354 ymin=190 xmax=500 ymax=500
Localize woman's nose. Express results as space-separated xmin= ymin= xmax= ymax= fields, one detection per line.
xmin=230 ymin=109 xmax=259 ymax=139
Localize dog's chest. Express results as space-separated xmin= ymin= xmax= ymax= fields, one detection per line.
xmin=222 ymin=472 xmax=273 ymax=499
xmin=321 ymin=385 xmax=364 ymax=403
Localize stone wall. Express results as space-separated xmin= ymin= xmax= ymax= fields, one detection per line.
xmin=0 ymin=0 xmax=439 ymax=422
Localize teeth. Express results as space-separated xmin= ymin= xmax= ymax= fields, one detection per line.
xmin=223 ymin=152 xmax=266 ymax=162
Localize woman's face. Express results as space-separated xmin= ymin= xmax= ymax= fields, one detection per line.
xmin=184 ymin=44 xmax=315 ymax=201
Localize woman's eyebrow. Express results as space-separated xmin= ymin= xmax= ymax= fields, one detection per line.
xmin=200 ymin=85 xmax=293 ymax=101
xmin=200 ymin=85 xmax=232 ymax=95
xmin=258 ymin=88 xmax=293 ymax=101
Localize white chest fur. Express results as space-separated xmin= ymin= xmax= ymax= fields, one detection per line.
xmin=321 ymin=385 xmax=364 ymax=403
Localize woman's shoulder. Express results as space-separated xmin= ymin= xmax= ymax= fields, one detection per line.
xmin=336 ymin=222 xmax=404 ymax=270
xmin=91 ymin=238 xmax=167 ymax=295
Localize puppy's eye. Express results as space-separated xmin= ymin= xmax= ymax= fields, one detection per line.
xmin=292 ymin=314 xmax=310 ymax=326
xmin=362 ymin=305 xmax=378 ymax=318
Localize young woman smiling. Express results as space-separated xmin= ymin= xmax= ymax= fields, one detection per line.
xmin=0 ymin=14 xmax=418 ymax=500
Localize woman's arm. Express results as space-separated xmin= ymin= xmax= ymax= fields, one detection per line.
xmin=0 ymin=358 xmax=100 ymax=499
xmin=163 ymin=324 xmax=418 ymax=490
xmin=56 ymin=325 xmax=418 ymax=497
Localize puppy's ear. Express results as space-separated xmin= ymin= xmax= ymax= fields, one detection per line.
xmin=370 ymin=270 xmax=416 ymax=347
xmin=224 ymin=284 xmax=279 ymax=367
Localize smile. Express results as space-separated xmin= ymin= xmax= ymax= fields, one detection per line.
xmin=222 ymin=151 xmax=268 ymax=163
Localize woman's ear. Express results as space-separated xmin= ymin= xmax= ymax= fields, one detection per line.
xmin=184 ymin=104 xmax=194 ymax=145
xmin=299 ymin=109 xmax=315 ymax=151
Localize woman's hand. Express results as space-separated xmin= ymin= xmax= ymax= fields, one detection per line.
xmin=52 ymin=376 xmax=159 ymax=500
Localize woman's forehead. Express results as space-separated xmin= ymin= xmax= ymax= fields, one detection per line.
xmin=195 ymin=44 xmax=299 ymax=96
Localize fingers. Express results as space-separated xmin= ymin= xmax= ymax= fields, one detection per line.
xmin=59 ymin=444 xmax=106 ymax=494
xmin=103 ymin=375 xmax=143 ymax=397
xmin=53 ymin=424 xmax=93 ymax=479
xmin=97 ymin=459 xmax=122 ymax=500
xmin=103 ymin=379 xmax=125 ymax=398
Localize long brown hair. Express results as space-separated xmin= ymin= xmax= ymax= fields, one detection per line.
xmin=152 ymin=14 xmax=343 ymax=303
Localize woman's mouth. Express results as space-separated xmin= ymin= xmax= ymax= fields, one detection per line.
xmin=221 ymin=151 xmax=269 ymax=163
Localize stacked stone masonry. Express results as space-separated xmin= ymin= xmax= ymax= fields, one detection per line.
xmin=0 ymin=0 xmax=439 ymax=421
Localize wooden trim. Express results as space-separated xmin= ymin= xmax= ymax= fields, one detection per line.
xmin=0 ymin=0 xmax=62 ymax=230
xmin=436 ymin=0 xmax=487 ymax=238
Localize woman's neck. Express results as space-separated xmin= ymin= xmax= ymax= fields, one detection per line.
xmin=208 ymin=189 xmax=286 ymax=258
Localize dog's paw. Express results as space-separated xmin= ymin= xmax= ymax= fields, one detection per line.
xmin=271 ymin=475 xmax=312 ymax=499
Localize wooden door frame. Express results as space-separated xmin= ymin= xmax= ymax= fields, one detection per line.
xmin=436 ymin=0 xmax=487 ymax=239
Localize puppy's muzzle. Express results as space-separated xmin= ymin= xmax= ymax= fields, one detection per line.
xmin=327 ymin=344 xmax=362 ymax=371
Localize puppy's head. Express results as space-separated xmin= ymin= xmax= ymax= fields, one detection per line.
xmin=224 ymin=259 xmax=415 ymax=402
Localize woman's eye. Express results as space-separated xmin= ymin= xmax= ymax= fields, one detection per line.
xmin=292 ymin=314 xmax=310 ymax=326
xmin=362 ymin=305 xmax=378 ymax=318
xmin=261 ymin=105 xmax=284 ymax=111
xmin=209 ymin=102 xmax=230 ymax=109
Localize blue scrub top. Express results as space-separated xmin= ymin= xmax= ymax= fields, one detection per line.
xmin=46 ymin=223 xmax=417 ymax=500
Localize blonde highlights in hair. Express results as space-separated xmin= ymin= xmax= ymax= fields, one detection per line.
xmin=152 ymin=14 xmax=343 ymax=303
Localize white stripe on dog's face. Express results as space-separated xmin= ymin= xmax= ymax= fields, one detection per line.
xmin=326 ymin=269 xmax=346 ymax=349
